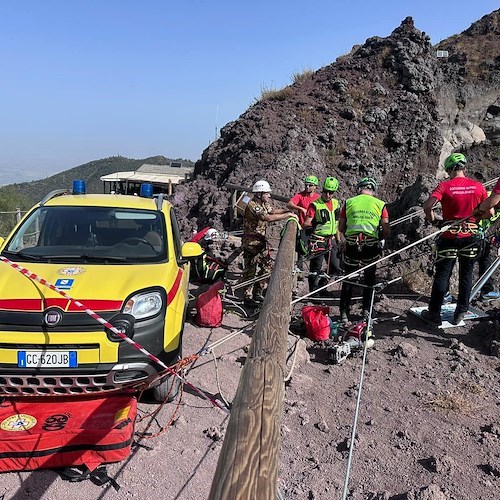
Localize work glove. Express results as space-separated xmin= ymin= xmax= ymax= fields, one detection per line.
xmin=378 ymin=239 xmax=386 ymax=250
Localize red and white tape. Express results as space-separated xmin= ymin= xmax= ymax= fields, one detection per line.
xmin=0 ymin=255 xmax=229 ymax=414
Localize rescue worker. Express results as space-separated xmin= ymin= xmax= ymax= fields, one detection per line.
xmin=476 ymin=191 xmax=500 ymax=301
xmin=338 ymin=177 xmax=390 ymax=324
xmin=422 ymin=153 xmax=488 ymax=326
xmin=303 ymin=177 xmax=341 ymax=294
xmin=242 ymin=179 xmax=296 ymax=307
xmin=286 ymin=175 xmax=321 ymax=271
xmin=193 ymin=228 xmax=228 ymax=284
xmin=476 ymin=178 xmax=500 ymax=213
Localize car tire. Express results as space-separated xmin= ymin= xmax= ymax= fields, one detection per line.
xmin=151 ymin=350 xmax=183 ymax=402
xmin=152 ymin=371 xmax=182 ymax=402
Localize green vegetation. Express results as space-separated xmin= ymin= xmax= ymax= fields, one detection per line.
xmin=0 ymin=155 xmax=194 ymax=237
xmin=0 ymin=155 xmax=192 ymax=208
xmin=0 ymin=186 xmax=30 ymax=237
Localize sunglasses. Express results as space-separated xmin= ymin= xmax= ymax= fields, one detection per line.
xmin=324 ymin=190 xmax=336 ymax=194
xmin=305 ymin=183 xmax=316 ymax=187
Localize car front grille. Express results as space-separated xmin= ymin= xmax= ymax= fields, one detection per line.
xmin=0 ymin=363 xmax=156 ymax=396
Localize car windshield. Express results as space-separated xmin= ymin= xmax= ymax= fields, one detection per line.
xmin=3 ymin=206 xmax=167 ymax=264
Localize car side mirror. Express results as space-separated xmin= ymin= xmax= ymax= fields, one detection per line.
xmin=178 ymin=242 xmax=203 ymax=265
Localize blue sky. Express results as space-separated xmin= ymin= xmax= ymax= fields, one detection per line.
xmin=0 ymin=1 xmax=497 ymax=184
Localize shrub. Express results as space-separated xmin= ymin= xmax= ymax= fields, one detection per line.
xmin=291 ymin=68 xmax=315 ymax=84
xmin=259 ymin=84 xmax=294 ymax=102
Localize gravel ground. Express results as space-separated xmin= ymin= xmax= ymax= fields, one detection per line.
xmin=0 ymin=280 xmax=499 ymax=500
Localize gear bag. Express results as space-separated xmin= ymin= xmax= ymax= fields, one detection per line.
xmin=280 ymin=219 xmax=309 ymax=256
xmin=296 ymin=229 xmax=310 ymax=256
xmin=302 ymin=305 xmax=331 ymax=341
xmin=195 ymin=280 xmax=224 ymax=327
xmin=0 ymin=394 xmax=137 ymax=473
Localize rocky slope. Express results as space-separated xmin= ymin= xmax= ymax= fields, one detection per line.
xmin=174 ymin=11 xmax=499 ymax=240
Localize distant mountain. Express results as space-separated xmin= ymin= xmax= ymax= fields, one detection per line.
xmin=0 ymin=155 xmax=194 ymax=209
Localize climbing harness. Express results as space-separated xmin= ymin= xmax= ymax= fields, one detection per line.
xmin=345 ymin=233 xmax=379 ymax=251
xmin=446 ymin=220 xmax=479 ymax=236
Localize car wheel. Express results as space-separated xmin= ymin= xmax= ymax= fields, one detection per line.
xmin=152 ymin=371 xmax=182 ymax=402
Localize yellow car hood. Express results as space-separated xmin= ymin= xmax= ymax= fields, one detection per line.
xmin=0 ymin=262 xmax=182 ymax=312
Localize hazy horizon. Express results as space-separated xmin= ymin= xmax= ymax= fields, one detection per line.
xmin=1 ymin=2 xmax=497 ymax=186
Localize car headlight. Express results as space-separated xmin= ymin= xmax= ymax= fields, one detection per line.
xmin=123 ymin=291 xmax=163 ymax=319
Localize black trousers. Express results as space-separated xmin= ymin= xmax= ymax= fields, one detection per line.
xmin=340 ymin=242 xmax=380 ymax=313
xmin=308 ymin=243 xmax=341 ymax=292
xmin=477 ymin=238 xmax=495 ymax=294
xmin=429 ymin=236 xmax=479 ymax=314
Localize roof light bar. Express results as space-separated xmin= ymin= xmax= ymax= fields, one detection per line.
xmin=140 ymin=183 xmax=153 ymax=198
xmin=72 ymin=180 xmax=86 ymax=195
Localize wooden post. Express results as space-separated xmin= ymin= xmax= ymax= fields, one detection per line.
xmin=209 ymin=220 xmax=297 ymax=500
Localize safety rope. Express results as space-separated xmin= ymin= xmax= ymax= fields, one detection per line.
xmin=341 ymin=284 xmax=377 ymax=500
xmin=283 ymin=331 xmax=301 ymax=383
xmin=291 ymin=220 xmax=462 ymax=305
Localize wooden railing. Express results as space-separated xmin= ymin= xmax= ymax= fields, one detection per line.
xmin=209 ymin=219 xmax=297 ymax=500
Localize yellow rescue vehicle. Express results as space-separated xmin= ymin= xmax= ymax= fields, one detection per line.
xmin=0 ymin=181 xmax=202 ymax=401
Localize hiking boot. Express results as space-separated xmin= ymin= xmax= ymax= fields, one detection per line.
xmin=421 ymin=309 xmax=442 ymax=326
xmin=479 ymin=291 xmax=500 ymax=301
xmin=443 ymin=292 xmax=454 ymax=303
xmin=253 ymin=293 xmax=265 ymax=303
xmin=451 ymin=311 xmax=466 ymax=325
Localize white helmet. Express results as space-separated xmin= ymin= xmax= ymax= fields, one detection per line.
xmin=204 ymin=228 xmax=219 ymax=241
xmin=252 ymin=179 xmax=272 ymax=193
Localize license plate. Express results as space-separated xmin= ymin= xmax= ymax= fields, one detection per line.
xmin=17 ymin=351 xmax=78 ymax=368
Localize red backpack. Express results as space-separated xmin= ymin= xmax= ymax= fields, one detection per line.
xmin=302 ymin=305 xmax=331 ymax=341
xmin=195 ymin=280 xmax=224 ymax=327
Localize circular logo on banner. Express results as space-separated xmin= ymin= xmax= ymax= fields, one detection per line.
xmin=58 ymin=267 xmax=85 ymax=276
xmin=1 ymin=414 xmax=37 ymax=431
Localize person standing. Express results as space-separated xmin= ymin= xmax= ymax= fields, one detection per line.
xmin=303 ymin=177 xmax=341 ymax=294
xmin=422 ymin=153 xmax=488 ymax=326
xmin=476 ymin=178 xmax=500 ymax=213
xmin=286 ymin=175 xmax=321 ymax=271
xmin=338 ymin=177 xmax=390 ymax=324
xmin=242 ymin=179 xmax=296 ymax=306
xmin=476 ymin=191 xmax=500 ymax=301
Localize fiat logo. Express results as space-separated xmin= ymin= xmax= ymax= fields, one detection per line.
xmin=44 ymin=309 xmax=63 ymax=327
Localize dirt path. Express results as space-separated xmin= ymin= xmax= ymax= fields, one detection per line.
xmin=0 ymin=292 xmax=499 ymax=500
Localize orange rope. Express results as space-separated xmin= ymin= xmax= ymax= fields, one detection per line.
xmin=135 ymin=352 xmax=200 ymax=439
